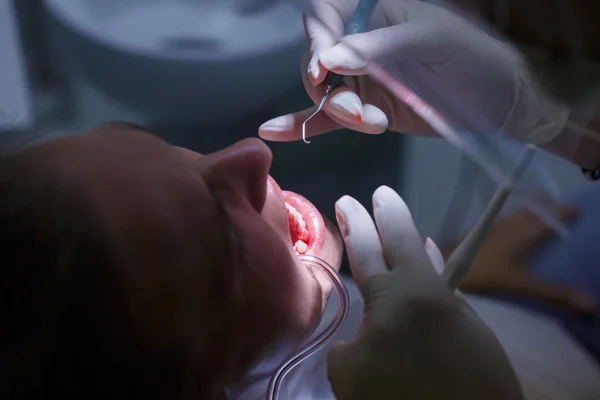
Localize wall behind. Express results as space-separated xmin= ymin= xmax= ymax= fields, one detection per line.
xmin=401 ymin=136 xmax=591 ymax=243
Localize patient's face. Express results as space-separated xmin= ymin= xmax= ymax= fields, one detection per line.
xmin=39 ymin=123 xmax=342 ymax=390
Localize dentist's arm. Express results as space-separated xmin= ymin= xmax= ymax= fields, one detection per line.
xmin=451 ymin=0 xmax=600 ymax=171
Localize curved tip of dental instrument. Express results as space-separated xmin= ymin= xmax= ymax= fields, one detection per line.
xmin=302 ymin=122 xmax=311 ymax=144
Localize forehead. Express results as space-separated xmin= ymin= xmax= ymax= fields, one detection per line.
xmin=54 ymin=123 xmax=199 ymax=182
xmin=65 ymin=123 xmax=186 ymax=164
xmin=45 ymin=124 xmax=227 ymax=256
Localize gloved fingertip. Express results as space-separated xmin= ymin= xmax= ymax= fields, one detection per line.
xmin=335 ymin=194 xmax=356 ymax=209
xmin=258 ymin=116 xmax=293 ymax=139
xmin=330 ymin=91 xmax=363 ymax=123
xmin=335 ymin=195 xmax=355 ymax=214
xmin=320 ymin=44 xmax=366 ymax=73
xmin=425 ymin=238 xmax=446 ymax=274
xmin=361 ymin=105 xmax=388 ymax=134
xmin=257 ymin=131 xmax=275 ymax=140
xmin=307 ymin=53 xmax=325 ymax=85
xmin=335 ymin=196 xmax=363 ymax=228
xmin=424 ymin=237 xmax=434 ymax=249
xmin=307 ymin=66 xmax=318 ymax=85
xmin=372 ymin=185 xmax=401 ymax=211
xmin=335 ymin=207 xmax=349 ymax=238
xmin=355 ymin=113 xmax=363 ymax=125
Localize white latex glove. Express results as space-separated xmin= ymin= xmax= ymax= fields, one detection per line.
xmin=259 ymin=0 xmax=569 ymax=145
xmin=327 ymin=186 xmax=525 ymax=400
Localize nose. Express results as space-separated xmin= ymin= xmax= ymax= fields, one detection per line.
xmin=202 ymin=138 xmax=273 ymax=213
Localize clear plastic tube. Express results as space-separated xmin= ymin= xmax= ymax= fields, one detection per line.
xmin=262 ymin=255 xmax=350 ymax=400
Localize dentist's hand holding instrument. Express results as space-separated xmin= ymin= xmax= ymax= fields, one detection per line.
xmin=259 ymin=0 xmax=569 ymax=146
xmin=299 ymin=0 xmax=379 ymax=144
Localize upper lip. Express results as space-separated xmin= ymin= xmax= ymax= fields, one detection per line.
xmin=266 ymin=175 xmax=286 ymax=209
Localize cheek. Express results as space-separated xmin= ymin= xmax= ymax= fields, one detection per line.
xmin=230 ymin=215 xmax=320 ymax=350
xmin=174 ymin=146 xmax=202 ymax=160
xmin=239 ymin=231 xmax=316 ymax=331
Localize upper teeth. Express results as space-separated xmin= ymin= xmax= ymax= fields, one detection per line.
xmin=286 ymin=202 xmax=309 ymax=252
xmin=286 ymin=203 xmax=306 ymax=232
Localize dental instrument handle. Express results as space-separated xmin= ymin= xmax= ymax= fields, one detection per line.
xmin=302 ymin=0 xmax=378 ymax=144
xmin=323 ymin=0 xmax=378 ymax=91
xmin=443 ymin=145 xmax=537 ymax=290
xmin=443 ymin=183 xmax=511 ymax=290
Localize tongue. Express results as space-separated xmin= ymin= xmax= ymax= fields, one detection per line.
xmin=282 ymin=191 xmax=326 ymax=255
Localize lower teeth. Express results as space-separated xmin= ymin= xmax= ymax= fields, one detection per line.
xmin=294 ymin=240 xmax=308 ymax=254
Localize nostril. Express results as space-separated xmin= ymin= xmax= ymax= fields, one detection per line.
xmin=203 ymin=139 xmax=272 ymax=213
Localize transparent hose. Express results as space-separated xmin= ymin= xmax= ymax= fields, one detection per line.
xmin=262 ymin=255 xmax=350 ymax=400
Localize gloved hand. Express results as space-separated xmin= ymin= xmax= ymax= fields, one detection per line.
xmin=259 ymin=0 xmax=569 ymax=145
xmin=327 ymin=186 xmax=525 ymax=400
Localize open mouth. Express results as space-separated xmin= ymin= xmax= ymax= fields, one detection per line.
xmin=282 ymin=191 xmax=326 ymax=256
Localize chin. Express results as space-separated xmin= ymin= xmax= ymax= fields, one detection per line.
xmin=223 ymin=177 xmax=343 ymax=382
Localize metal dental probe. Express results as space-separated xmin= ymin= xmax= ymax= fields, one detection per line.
xmin=443 ymin=145 xmax=537 ymax=291
xmin=302 ymin=0 xmax=379 ymax=144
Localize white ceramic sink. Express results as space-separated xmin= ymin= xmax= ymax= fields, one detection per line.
xmin=42 ymin=0 xmax=307 ymax=123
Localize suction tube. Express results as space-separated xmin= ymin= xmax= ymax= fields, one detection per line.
xmin=264 ymin=255 xmax=350 ymax=400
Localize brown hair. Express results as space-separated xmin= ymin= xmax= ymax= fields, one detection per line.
xmin=0 ymin=145 xmax=204 ymax=399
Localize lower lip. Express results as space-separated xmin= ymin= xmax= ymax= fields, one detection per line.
xmin=282 ymin=190 xmax=326 ymax=255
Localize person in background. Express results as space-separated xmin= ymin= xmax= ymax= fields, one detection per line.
xmin=444 ymin=182 xmax=600 ymax=367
